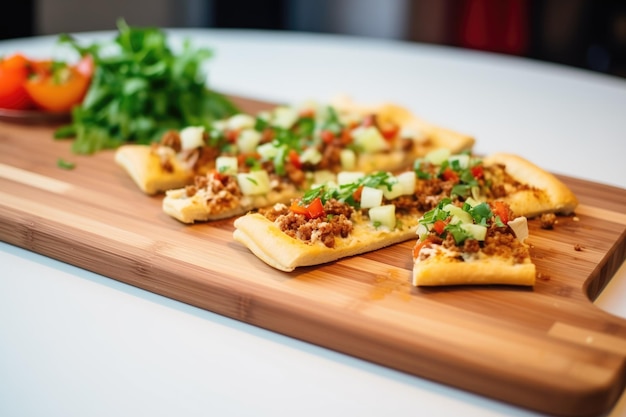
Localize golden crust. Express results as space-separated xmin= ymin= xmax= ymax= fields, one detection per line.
xmin=482 ymin=152 xmax=579 ymax=217
xmin=163 ymin=186 xmax=301 ymax=224
xmin=233 ymin=213 xmax=420 ymax=272
xmin=331 ymin=95 xmax=475 ymax=157
xmin=114 ymin=144 xmax=193 ymax=195
xmin=412 ymin=253 xmax=536 ymax=286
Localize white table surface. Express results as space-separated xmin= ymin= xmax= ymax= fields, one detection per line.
xmin=1 ymin=29 xmax=626 ymax=417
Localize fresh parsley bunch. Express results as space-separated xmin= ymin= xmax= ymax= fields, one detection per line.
xmin=55 ymin=19 xmax=240 ymax=154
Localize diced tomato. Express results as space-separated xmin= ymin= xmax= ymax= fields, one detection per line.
xmin=492 ymin=201 xmax=509 ymax=224
xmin=211 ymin=169 xmax=228 ymax=184
xmin=289 ymin=197 xmax=326 ymax=219
xmin=471 ymin=165 xmax=484 ymax=179
xmin=441 ymin=167 xmax=459 ymax=183
xmin=0 ymin=53 xmax=32 ymax=110
xmin=306 ymin=197 xmax=325 ymax=219
xmin=379 ymin=123 xmax=400 ymax=140
xmin=432 ymin=219 xmax=447 ymax=235
xmin=225 ymin=129 xmax=239 ymax=143
xmin=352 ymin=185 xmax=363 ymax=202
xmin=299 ymin=108 xmax=315 ymax=118
xmin=289 ymin=200 xmax=309 ymax=216
xmin=288 ymin=149 xmax=302 ymax=169
xmin=320 ymin=129 xmax=335 ymax=144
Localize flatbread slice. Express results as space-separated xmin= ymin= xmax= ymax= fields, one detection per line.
xmin=331 ymin=95 xmax=476 ymax=159
xmin=233 ymin=212 xmax=418 ymax=272
xmin=163 ymin=169 xmax=301 ymax=224
xmin=233 ymin=170 xmax=423 ymax=271
xmin=482 ymin=152 xmax=578 ymax=217
xmin=412 ymin=199 xmax=536 ymax=286
xmin=114 ymin=144 xmax=194 ymax=195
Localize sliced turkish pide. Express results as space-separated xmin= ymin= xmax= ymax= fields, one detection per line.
xmin=115 ymin=125 xmax=221 ymax=195
xmin=331 ymin=95 xmax=475 ymax=160
xmin=481 ymin=152 xmax=578 ymax=218
xmin=412 ymin=198 xmax=536 ymax=286
xmin=162 ymin=156 xmax=301 ymax=223
xmin=233 ymin=171 xmax=423 ymax=272
xmin=412 ymin=149 xmax=578 ymax=218
xmin=115 ymin=98 xmax=475 ymax=195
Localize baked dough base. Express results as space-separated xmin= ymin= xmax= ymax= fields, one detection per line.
xmin=233 ymin=213 xmax=420 ymax=272
xmin=413 ymin=252 xmax=536 ymax=286
xmin=483 ymin=152 xmax=579 ymax=217
xmin=331 ymin=95 xmax=476 ymax=157
xmin=163 ymin=186 xmax=301 ymax=224
xmin=114 ymin=144 xmax=193 ymax=195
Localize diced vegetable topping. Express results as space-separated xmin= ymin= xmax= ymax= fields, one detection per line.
xmin=417 ymin=198 xmax=511 ymax=245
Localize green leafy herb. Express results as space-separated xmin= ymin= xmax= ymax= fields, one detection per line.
xmin=302 ymin=171 xmax=397 ymax=208
xmin=57 ymin=158 xmax=76 ymax=170
xmin=54 ymin=19 xmax=240 ymax=154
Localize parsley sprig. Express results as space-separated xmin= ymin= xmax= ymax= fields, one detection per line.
xmin=54 ymin=19 xmax=240 ymax=154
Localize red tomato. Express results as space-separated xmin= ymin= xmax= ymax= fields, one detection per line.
xmin=289 ymin=197 xmax=326 ymax=219
xmin=306 ymin=197 xmax=325 ymax=219
xmin=352 ymin=185 xmax=364 ymax=202
xmin=471 ymin=165 xmax=484 ymax=179
xmin=441 ymin=167 xmax=459 ymax=183
xmin=492 ymin=201 xmax=509 ymax=224
xmin=289 ymin=200 xmax=309 ymax=217
xmin=0 ymin=53 xmax=33 ymax=110
xmin=288 ymin=149 xmax=302 ymax=169
xmin=24 ymin=56 xmax=92 ymax=112
xmin=432 ymin=219 xmax=447 ymax=235
xmin=379 ymin=123 xmax=399 ymax=140
xmin=320 ymin=129 xmax=335 ymax=144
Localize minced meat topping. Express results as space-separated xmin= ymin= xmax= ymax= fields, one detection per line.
xmin=259 ymin=199 xmax=354 ymax=248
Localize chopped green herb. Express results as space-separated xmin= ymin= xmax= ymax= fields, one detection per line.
xmin=57 ymin=158 xmax=76 ymax=170
xmin=54 ymin=19 xmax=239 ymax=154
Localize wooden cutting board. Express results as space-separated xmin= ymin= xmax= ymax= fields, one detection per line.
xmin=1 ymin=97 xmax=625 ymax=417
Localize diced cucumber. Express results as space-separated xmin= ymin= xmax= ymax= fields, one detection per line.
xmin=216 ymin=156 xmax=238 ymax=175
xmin=179 ymin=126 xmax=205 ymax=150
xmin=272 ymin=106 xmax=299 ymax=129
xmin=448 ymin=153 xmax=470 ymax=169
xmin=369 ymin=204 xmax=396 ymax=229
xmin=380 ymin=180 xmax=404 ymax=200
xmin=300 ymin=148 xmax=322 ymax=165
xmin=257 ymin=142 xmax=279 ymax=160
xmin=312 ymin=170 xmax=336 ymax=186
xmin=340 ymin=149 xmax=356 ymax=171
xmin=227 ymin=114 xmax=255 ymax=130
xmin=425 ymin=148 xmax=451 ymax=165
xmin=443 ymin=203 xmax=473 ymax=224
xmin=360 ymin=186 xmax=383 ymax=208
xmin=337 ymin=171 xmax=365 ymax=185
xmin=237 ymin=170 xmax=271 ymax=195
xmin=351 ymin=126 xmax=389 ymax=153
xmin=460 ymin=223 xmax=487 ymax=241
xmin=237 ymin=129 xmax=262 ymax=154
xmin=395 ymin=171 xmax=416 ymax=195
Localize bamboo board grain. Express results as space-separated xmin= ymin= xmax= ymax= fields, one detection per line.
xmin=1 ymin=97 xmax=626 ymax=417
